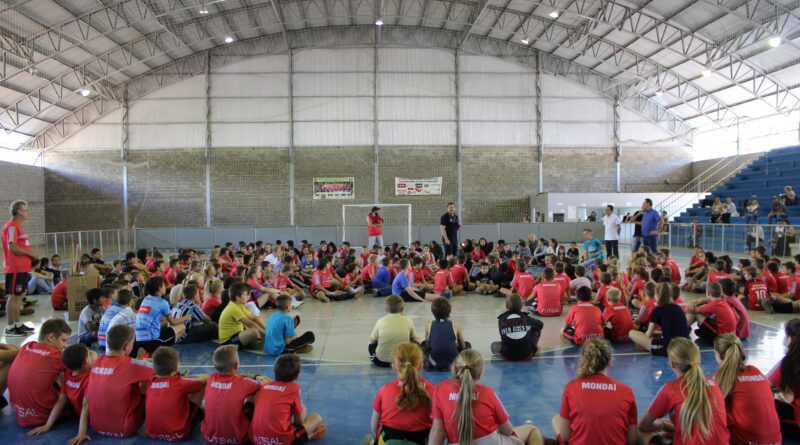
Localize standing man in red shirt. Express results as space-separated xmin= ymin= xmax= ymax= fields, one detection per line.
xmin=3 ymin=200 xmax=37 ymax=337
xmin=367 ymin=206 xmax=384 ymax=249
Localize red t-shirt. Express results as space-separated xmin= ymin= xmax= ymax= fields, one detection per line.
xmin=146 ymin=375 xmax=205 ymax=441
xmin=565 ymin=303 xmax=604 ymax=345
xmin=647 ymin=377 xmax=730 ymax=445
xmin=51 ymin=280 xmax=68 ymax=309
xmin=408 ymin=268 xmax=426 ymax=285
xmin=776 ymin=271 xmax=793 ymax=295
xmin=202 ymin=294 xmax=221 ymax=317
xmin=769 ymin=366 xmax=800 ymax=430
xmin=717 ymin=365 xmax=781 ymax=445
xmin=603 ymin=305 xmax=633 ymax=342
xmin=87 ymin=355 xmax=154 ymax=437
xmin=689 ymin=255 xmax=704 ymax=269
xmin=201 ymin=373 xmax=261 ymax=444
xmin=532 ymin=281 xmax=563 ymax=316
xmin=373 ymin=378 xmax=435 ymax=432
xmin=724 ymin=296 xmax=750 ymax=339
xmin=630 ymin=279 xmax=646 ymax=301
xmin=311 ymin=269 xmax=332 ymax=293
xmin=707 ymin=271 xmax=731 ymax=283
xmin=367 ymin=213 xmax=384 ymax=236
xmin=560 ymin=374 xmax=637 ymax=445
xmin=163 ymin=268 xmax=176 ymax=287
xmin=7 ymin=342 xmax=66 ymax=426
xmin=249 ymin=381 xmax=305 ymax=445
xmin=512 ymin=272 xmax=536 ymax=299
xmin=2 ymin=219 xmax=31 ymax=273
xmin=760 ymin=271 xmax=778 ymax=293
xmin=62 ymin=372 xmax=90 ymax=416
xmin=552 ymin=273 xmax=570 ymax=297
xmin=745 ymin=281 xmax=770 ymax=310
xmin=361 ymin=264 xmax=375 ymax=281
xmin=431 ymin=380 xmax=509 ymax=443
xmin=272 ymin=274 xmax=291 ymax=290
xmin=450 ymin=263 xmax=468 ymax=286
xmin=666 ymin=259 xmax=681 ymax=283
xmin=433 ymin=270 xmax=454 ymax=294
xmin=697 ymin=299 xmax=737 ymax=335
xmin=596 ymin=285 xmax=611 ymax=308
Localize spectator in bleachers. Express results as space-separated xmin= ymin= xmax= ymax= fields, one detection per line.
xmin=515 ymin=240 xmax=531 ymax=257
xmin=721 ymin=197 xmax=736 ymax=224
xmin=781 ymin=185 xmax=797 ymax=206
xmin=710 ymin=197 xmax=723 ymax=223
xmin=768 ymin=196 xmax=787 ymax=224
xmin=744 ymin=199 xmax=759 ymax=224
xmin=772 ymin=220 xmax=796 ymax=257
xmin=746 ymin=222 xmax=765 ymax=252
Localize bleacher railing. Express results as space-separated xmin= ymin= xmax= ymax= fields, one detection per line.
xmin=666 ymin=222 xmax=796 ymax=257
xmin=0 ymin=229 xmax=135 ymax=266
xmin=656 ymin=155 xmax=753 ymax=220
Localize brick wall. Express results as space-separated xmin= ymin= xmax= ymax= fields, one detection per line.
xmin=543 ymin=147 xmax=616 ymax=192
xmin=0 ymin=161 xmax=45 ymax=234
xmin=621 ymin=147 xmax=693 ymax=192
xmin=462 ymin=147 xmax=537 ymax=223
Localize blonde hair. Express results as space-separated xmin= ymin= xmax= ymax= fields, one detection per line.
xmin=577 ymin=339 xmax=612 ymax=378
xmin=452 ymin=350 xmax=484 ymax=445
xmin=607 ymin=287 xmax=621 ymax=304
xmin=713 ymin=334 xmax=746 ymax=398
xmin=208 ymin=278 xmax=223 ymax=295
xmin=667 ymin=338 xmax=714 ymax=441
xmin=393 ymin=343 xmax=431 ymax=411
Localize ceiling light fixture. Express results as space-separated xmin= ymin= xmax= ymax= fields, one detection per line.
xmin=375 ymin=18 xmax=384 ymax=26
xmin=701 ymin=68 xmax=712 ymax=77
xmin=198 ymin=4 xmax=209 ymax=14
xmin=224 ymin=36 xmax=234 ymax=43
xmin=521 ymin=37 xmax=529 ymax=45
xmin=549 ymin=10 xmax=559 ymax=18
xmin=79 ymin=87 xmax=91 ymax=97
xmin=768 ymin=36 xmax=782 ymax=48
xmin=654 ymin=90 xmax=663 ymax=97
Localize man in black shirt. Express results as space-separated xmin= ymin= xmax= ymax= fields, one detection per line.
xmin=630 ymin=210 xmax=643 ymax=253
xmin=439 ymin=202 xmax=461 ymax=258
xmin=490 ymin=294 xmax=544 ymax=361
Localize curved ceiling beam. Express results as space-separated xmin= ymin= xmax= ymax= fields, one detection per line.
xmin=22 ymin=25 xmax=692 ymax=150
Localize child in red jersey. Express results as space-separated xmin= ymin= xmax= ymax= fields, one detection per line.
xmin=603 ymin=289 xmax=633 ymax=344
xmin=713 ymin=334 xmax=781 ymax=445
xmin=368 ymin=342 xmax=434 ymax=445
xmin=629 ymin=267 xmax=649 ymax=307
xmin=527 ymin=267 xmax=564 ymax=317
xmin=450 ymin=255 xmax=475 ymax=294
xmin=6 ymin=319 xmax=71 ymax=427
xmin=245 ymin=266 xmax=278 ymax=309
xmin=310 ymin=258 xmax=353 ymax=303
xmin=201 ymin=345 xmax=269 ymax=445
xmin=658 ymin=249 xmax=682 ymax=284
xmin=27 ymin=343 xmax=95 ymax=437
xmin=686 ymin=282 xmax=737 ymax=343
xmin=755 ymin=258 xmax=778 ymax=294
xmin=507 ymin=260 xmax=535 ymax=301
xmin=361 ymin=254 xmax=378 ymax=289
xmin=742 ymin=266 xmax=773 ymax=312
xmin=706 ymin=259 xmax=732 ymax=284
xmin=594 ymin=272 xmax=615 ymax=311
xmin=633 ymin=282 xmax=658 ymax=331
xmin=145 ymin=347 xmax=207 ymax=441
xmin=202 ymin=278 xmax=223 ymax=317
xmin=428 ymin=350 xmax=544 ymax=445
xmin=409 ymin=257 xmax=434 ymax=292
xmin=250 ymin=354 xmax=326 ymax=445
xmin=639 ymin=338 xmax=730 ymax=445
xmin=553 ymin=339 xmax=637 ymax=445
xmin=341 ymin=263 xmax=365 ymax=298
xmin=563 ymin=287 xmax=604 ymax=346
xmin=552 ymin=262 xmax=570 ymax=303
xmin=274 ymin=263 xmax=308 ymax=302
xmin=433 ymin=259 xmax=456 ymax=298
xmin=770 ymin=262 xmax=800 ymax=314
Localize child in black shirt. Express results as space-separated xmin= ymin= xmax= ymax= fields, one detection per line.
xmin=490 ymin=294 xmax=543 ymax=361
xmin=473 ymin=262 xmax=498 ymax=295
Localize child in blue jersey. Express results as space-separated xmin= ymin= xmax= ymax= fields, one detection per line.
xmin=134 ymin=277 xmax=191 ymax=355
xmin=299 ymin=253 xmax=318 ymax=284
xmin=392 ymin=259 xmax=440 ymax=303
xmin=264 ymin=295 xmax=314 ymax=356
xmin=373 ymin=257 xmax=393 ymax=297
xmin=582 ymin=228 xmax=604 ymax=272
xmin=98 ymin=289 xmax=133 ymax=348
xmin=423 ymin=297 xmax=469 ymax=371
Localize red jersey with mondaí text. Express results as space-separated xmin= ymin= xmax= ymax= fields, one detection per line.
xmin=603 ymin=305 xmax=633 ymax=342
xmin=201 ymin=373 xmax=261 ymax=445
xmin=511 ymin=272 xmax=535 ymax=299
xmin=87 ymin=355 xmax=154 ymax=437
xmin=720 ymin=365 xmax=781 ymax=445
xmin=249 ymin=381 xmax=304 ymax=445
xmin=565 ymin=303 xmax=604 ymax=345
xmin=647 ymin=377 xmax=730 ymax=445
xmin=431 ymin=379 xmax=509 ymax=444
xmin=146 ymin=375 xmax=205 ymax=441
xmin=533 ymin=280 xmax=563 ymax=316
xmin=61 ymin=372 xmax=90 ymax=417
xmin=559 ymin=374 xmax=637 ymax=445
xmin=373 ymin=378 xmax=435 ymax=432
xmin=311 ymin=269 xmax=332 ymax=293
xmin=7 ymin=341 xmax=66 ymax=426
xmin=2 ymin=219 xmax=31 ymax=273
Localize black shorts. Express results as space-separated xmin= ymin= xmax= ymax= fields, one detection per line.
xmin=696 ymin=319 xmax=719 ymax=342
xmin=650 ymin=337 xmax=668 ymax=356
xmin=400 ymin=290 xmax=423 ymax=302
xmin=375 ymin=425 xmax=429 ymax=445
xmin=776 ymin=399 xmax=800 ymax=441
xmin=137 ymin=326 xmax=177 ymax=353
xmin=291 ymin=424 xmax=309 ymax=445
xmin=5 ymin=272 xmax=30 ymax=296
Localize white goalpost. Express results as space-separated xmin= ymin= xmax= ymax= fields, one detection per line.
xmin=342 ymin=204 xmax=412 ymax=248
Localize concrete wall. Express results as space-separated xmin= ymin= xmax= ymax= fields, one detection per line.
xmin=0 ymin=160 xmax=45 ymax=234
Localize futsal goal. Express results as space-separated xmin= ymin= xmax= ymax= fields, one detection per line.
xmin=342 ymin=204 xmax=412 ymax=248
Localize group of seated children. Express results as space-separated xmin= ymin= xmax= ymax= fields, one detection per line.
xmin=5 ymin=319 xmax=327 ymax=444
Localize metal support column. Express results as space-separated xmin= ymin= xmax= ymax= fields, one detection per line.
xmin=121 ymin=88 xmax=130 ymax=245
xmin=455 ymin=49 xmax=463 ymax=214
xmin=288 ymin=49 xmax=296 ymax=226
xmin=535 ymin=52 xmax=543 ymax=193
xmin=204 ymin=51 xmax=212 ymax=227
xmin=613 ymin=95 xmax=621 ymax=192
xmin=373 ymin=34 xmax=380 ymax=203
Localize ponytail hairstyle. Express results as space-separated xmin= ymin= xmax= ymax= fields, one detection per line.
xmin=667 ymin=338 xmax=713 ymax=442
xmin=452 ymin=349 xmax=484 ymax=445
xmin=576 ymin=339 xmax=612 ymax=379
xmin=393 ymin=342 xmax=431 ymax=411
xmin=713 ymin=334 xmax=746 ymax=398
xmin=779 ymin=318 xmax=800 ymax=392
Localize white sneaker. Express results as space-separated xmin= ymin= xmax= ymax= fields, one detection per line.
xmin=291 ymin=299 xmax=305 ymax=309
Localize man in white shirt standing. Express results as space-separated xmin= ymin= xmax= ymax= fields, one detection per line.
xmin=602 ymin=205 xmax=621 ymax=259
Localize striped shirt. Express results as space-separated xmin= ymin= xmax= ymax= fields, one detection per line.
xmin=170 ymin=299 xmax=206 ymax=341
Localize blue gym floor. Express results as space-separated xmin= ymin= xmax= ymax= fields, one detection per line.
xmin=1 ymin=319 xmax=793 ymax=444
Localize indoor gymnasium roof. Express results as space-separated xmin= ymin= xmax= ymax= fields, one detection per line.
xmin=1 ymin=0 xmax=799 ymax=150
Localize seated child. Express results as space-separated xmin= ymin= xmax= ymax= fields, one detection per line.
xmin=369 ymin=296 xmax=417 ymax=368
xmin=245 ymin=267 xmax=278 ymax=309
xmin=26 ymin=343 xmax=96 ymax=436
xmin=552 ymin=262 xmax=570 ymax=303
xmin=501 ymin=260 xmax=534 ymax=301
xmin=528 ymin=267 xmax=563 ymax=317
xmin=201 ymin=345 xmax=269 ymax=444
xmin=249 ymin=354 xmax=327 ymax=444
xmin=265 ymin=295 xmax=315 ymax=356
xmin=272 ymin=264 xmax=306 ymax=303
xmin=146 ymin=347 xmax=207 ymax=441
xmin=7 ymin=319 xmax=71 ymax=427
xmin=741 ymin=265 xmax=773 ymax=312
xmin=423 ymin=297 xmax=469 ymax=371
xmin=686 ymin=281 xmax=737 ymax=343
xmin=450 ymin=255 xmax=475 ymax=294
xmin=172 ymin=285 xmax=219 ymax=344
xmin=201 ymin=279 xmax=223 ymax=317
xmin=628 ymin=282 xmax=690 ymax=356
xmin=341 ymin=263 xmax=365 ymax=298
xmin=433 ymin=259 xmax=455 ymax=299
xmin=98 ymin=289 xmax=133 ymax=349
xmin=135 ymin=277 xmax=190 ymax=354
xmin=568 ymin=265 xmax=592 ymax=299
xmin=78 ymin=288 xmax=105 ymax=347
xmin=473 ymin=262 xmax=499 ymax=295
xmin=720 ymin=278 xmax=750 ymax=340
xmin=633 ymin=282 xmax=657 ymax=331
xmin=491 ymin=294 xmax=544 ymax=361
xmin=51 ymin=279 xmax=68 ymax=310
xmin=409 ymin=257 xmax=434 ymax=293
xmin=602 ymin=288 xmax=633 ymax=343
xmin=82 ymin=324 xmax=154 ymax=438
xmin=563 ymin=287 xmax=604 ymax=346
xmin=372 ymin=258 xmax=394 ymax=297
xmin=219 ymin=282 xmax=266 ymax=350
xmin=369 ymin=342 xmax=434 ymax=445
xmin=361 ymin=254 xmax=378 ymax=290
xmin=311 ymin=258 xmax=354 ymax=302
xmin=393 ymin=258 xmax=441 ymax=303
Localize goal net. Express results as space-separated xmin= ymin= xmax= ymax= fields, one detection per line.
xmin=343 ymin=204 xmax=412 ymax=248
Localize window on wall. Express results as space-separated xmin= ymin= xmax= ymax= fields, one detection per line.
xmin=693 ymin=110 xmax=800 ymax=161
xmin=0 ymin=147 xmax=41 ymax=166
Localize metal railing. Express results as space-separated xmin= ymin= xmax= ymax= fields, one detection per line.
xmin=666 ymin=222 xmax=797 ymax=257
xmin=0 ymin=229 xmax=135 ymax=267
xmin=656 ymin=154 xmax=755 ymax=220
